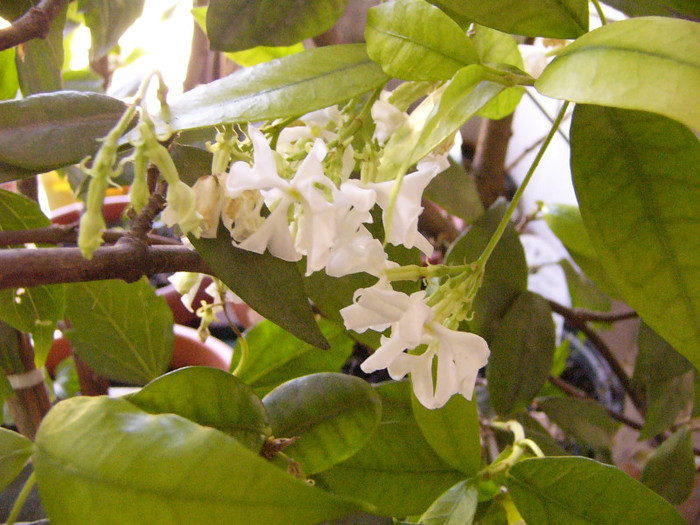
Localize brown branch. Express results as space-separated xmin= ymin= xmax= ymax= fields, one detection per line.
xmin=0 ymin=0 xmax=69 ymax=52
xmin=549 ymin=299 xmax=646 ymax=412
xmin=472 ymin=114 xmax=515 ymax=209
xmin=0 ymin=244 xmax=210 ymax=289
xmin=0 ymin=224 xmax=181 ymax=247
xmin=549 ymin=300 xmax=638 ymax=323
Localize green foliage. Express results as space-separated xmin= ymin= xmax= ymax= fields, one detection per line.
xmin=263 ymin=373 xmax=382 ymax=475
xmin=34 ymin=396 xmax=361 ymax=525
xmin=128 ymin=367 xmax=272 ymax=453
xmin=206 ymin=0 xmax=348 ymax=52
xmin=506 ymin=457 xmax=686 ymax=524
xmin=538 ymin=397 xmax=620 ymax=452
xmin=64 ymin=278 xmax=174 ymax=385
xmin=601 ymin=0 xmax=700 ymax=19
xmin=0 ymin=427 xmax=33 ymax=492
xmin=641 ymin=427 xmax=695 ymax=504
xmin=424 ymin=157 xmax=484 ymax=224
xmin=416 ymin=480 xmax=479 ymax=525
xmin=78 ymin=0 xmax=145 ymax=60
xmin=536 ymin=17 xmax=700 ymax=131
xmin=0 ymin=49 xmax=18 ymax=100
xmin=571 ymin=105 xmax=700 ymax=370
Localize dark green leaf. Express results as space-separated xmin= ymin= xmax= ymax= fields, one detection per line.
xmin=190 ymin=226 xmax=328 ymax=349
xmin=64 ymin=278 xmax=174 ymax=385
xmin=446 ymin=200 xmax=528 ymax=340
xmin=34 ymin=396 xmax=360 ymax=524
xmin=514 ymin=412 xmax=569 ymax=457
xmin=419 ymin=480 xmax=478 ymax=525
xmin=365 ymin=0 xmax=478 ymax=81
xmin=537 ymin=396 xmax=619 ymax=451
xmin=601 ymin=0 xmax=700 ymax=20
xmin=163 ymin=44 xmax=388 ymax=133
xmin=570 ymin=105 xmax=700 ymax=371
xmin=641 ymin=427 xmax=695 ymax=505
xmin=0 ymin=427 xmax=33 ymax=492
xmin=0 ymin=92 xmax=130 ymax=172
xmin=78 ymin=0 xmax=145 ymax=60
xmin=424 ymin=157 xmax=484 ymax=224
xmin=634 ymin=322 xmax=693 ymax=383
xmin=640 ymin=371 xmax=694 ymax=440
xmin=0 ymin=162 xmax=36 ymax=184
xmin=206 ymin=0 xmax=347 ymax=52
xmin=559 ymin=259 xmax=612 ymax=313
xmin=430 ymin=0 xmax=588 ymax=38
xmin=316 ymin=381 xmax=463 ymax=516
xmin=263 ymin=373 xmax=381 ymax=475
xmin=169 ymin=143 xmax=214 ymax=187
xmin=0 ymin=48 xmax=18 ymax=100
xmin=412 ymin=391 xmax=482 ymax=475
xmin=488 ymin=292 xmax=556 ymax=416
xmin=536 ymin=18 xmax=700 ymax=131
xmin=128 ymin=367 xmax=271 ymax=452
xmin=232 ymin=320 xmax=354 ymax=397
xmin=506 ymin=457 xmax=686 ymax=525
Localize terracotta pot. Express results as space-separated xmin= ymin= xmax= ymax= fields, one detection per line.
xmin=50 ymin=194 xmax=131 ymax=226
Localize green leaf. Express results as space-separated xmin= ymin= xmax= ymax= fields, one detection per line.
xmin=34 ymin=396 xmax=360 ymax=524
xmin=634 ymin=322 xmax=693 ymax=384
xmin=365 ymin=0 xmax=478 ymax=81
xmin=378 ymin=65 xmax=504 ymax=182
xmin=0 ymin=48 xmax=18 ymax=100
xmin=0 ymin=427 xmax=33 ymax=492
xmin=424 ymin=157 xmax=484 ymax=224
xmin=640 ymin=371 xmax=694 ymax=440
xmin=641 ymin=427 xmax=695 ymax=505
xmin=430 ymin=0 xmax=588 ymax=39
xmin=472 ymin=25 xmax=525 ymax=120
xmin=206 ymin=0 xmax=348 ymax=52
xmin=446 ymin=200 xmax=528 ymax=340
xmin=0 ymin=189 xmax=65 ymax=366
xmin=601 ymin=0 xmax=700 ymax=20
xmin=488 ymin=292 xmax=556 ymax=416
xmin=64 ymin=278 xmax=174 ymax=385
xmin=232 ymin=320 xmax=354 ymax=397
xmin=419 ymin=480 xmax=479 ymax=525
xmin=506 ymin=456 xmax=686 ymax=525
xmin=128 ymin=367 xmax=271 ymax=452
xmin=163 ymin=44 xmax=388 ymax=133
xmin=262 ymin=373 xmax=381 ymax=475
xmin=559 ymin=259 xmax=612 ymax=313
xmin=316 ymin=381 xmax=463 ymax=516
xmin=536 ymin=17 xmax=700 ymax=131
xmin=0 ymin=92 xmax=130 ymax=173
xmin=78 ymin=0 xmax=145 ymax=60
xmin=411 ymin=391 xmax=482 ymax=475
xmin=537 ymin=396 xmax=619 ymax=451
xmin=543 ymin=203 xmax=619 ymax=298
xmin=189 ymin=226 xmax=328 ymax=349
xmin=570 ymin=105 xmax=700 ymax=371
xmin=514 ymin=411 xmax=569 ymax=457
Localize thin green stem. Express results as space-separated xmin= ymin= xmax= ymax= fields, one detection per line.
xmin=525 ymin=90 xmax=569 ymax=143
xmin=591 ymin=0 xmax=608 ymax=25
xmin=475 ymin=101 xmax=570 ymax=269
xmin=6 ymin=470 xmax=35 ymax=525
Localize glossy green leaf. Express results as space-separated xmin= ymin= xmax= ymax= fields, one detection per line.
xmin=0 ymin=48 xmax=18 ymax=100
xmin=263 ymin=373 xmax=381 ymax=475
xmin=419 ymin=480 xmax=478 ymax=525
xmin=446 ymin=200 xmax=528 ymax=340
xmin=641 ymin=427 xmax=694 ymax=504
xmin=536 ymin=18 xmax=700 ymax=131
xmin=538 ymin=396 xmax=619 ymax=451
xmin=128 ymin=367 xmax=271 ymax=452
xmin=232 ymin=320 xmax=354 ymax=396
xmin=163 ymin=44 xmax=388 ymax=133
xmin=206 ymin=0 xmax=347 ymax=52
xmin=411 ymin=391 xmax=481 ymax=475
xmin=378 ymin=65 xmax=504 ymax=182
xmin=488 ymin=292 xmax=556 ymax=416
xmin=601 ymin=0 xmax=700 ymax=20
xmin=472 ymin=25 xmax=525 ymax=120
xmin=34 ymin=396 xmax=360 ymax=525
xmin=64 ymin=278 xmax=174 ymax=385
xmin=0 ymin=92 xmax=130 ymax=173
xmin=0 ymin=189 xmax=65 ymax=366
xmin=634 ymin=322 xmax=693 ymax=384
xmin=640 ymin=371 xmax=694 ymax=440
xmin=570 ymin=105 xmax=700 ymax=370
xmin=431 ymin=0 xmax=588 ymax=38
xmin=365 ymin=0 xmax=478 ymax=81
xmin=424 ymin=157 xmax=484 ymax=224
xmin=78 ymin=0 xmax=145 ymax=60
xmin=190 ymin=226 xmax=328 ymax=349
xmin=506 ymin=457 xmax=686 ymax=525
xmin=0 ymin=427 xmax=33 ymax=492
xmin=316 ymin=381 xmax=463 ymax=516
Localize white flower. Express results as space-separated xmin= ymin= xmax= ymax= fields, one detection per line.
xmin=371 ymin=92 xmax=408 ymax=145
xmin=168 ymin=272 xmax=206 ymax=312
xmin=162 ymin=180 xmax=202 ymax=237
xmin=340 ymin=280 xmax=490 ymax=409
xmin=192 ymin=175 xmax=226 ymax=238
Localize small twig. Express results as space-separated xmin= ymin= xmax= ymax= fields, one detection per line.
xmin=549 ymin=300 xmax=638 ymax=323
xmin=0 ymin=0 xmax=69 ymax=52
xmin=123 ymin=180 xmax=168 ymax=243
